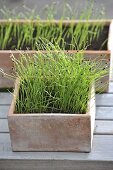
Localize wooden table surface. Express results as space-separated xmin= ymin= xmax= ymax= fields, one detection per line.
xmin=0 ymin=83 xmax=113 ymax=170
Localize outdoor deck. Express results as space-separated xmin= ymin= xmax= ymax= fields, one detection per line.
xmin=0 ymin=83 xmax=113 ymax=170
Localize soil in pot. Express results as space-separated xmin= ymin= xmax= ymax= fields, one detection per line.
xmin=0 ymin=22 xmax=109 ymax=51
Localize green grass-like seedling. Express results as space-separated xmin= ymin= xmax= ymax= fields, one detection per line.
xmin=9 ymin=43 xmax=108 ymax=114
xmin=0 ymin=1 xmax=105 ymax=50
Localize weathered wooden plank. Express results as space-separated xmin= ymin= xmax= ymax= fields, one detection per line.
xmin=96 ymin=107 xmax=113 ymax=120
xmin=0 ymin=160 xmax=113 ymax=170
xmin=0 ymin=119 xmax=9 ymax=133
xmin=96 ymin=94 xmax=113 ymax=106
xmin=0 ymin=93 xmax=12 ymax=105
xmin=0 ymin=133 xmax=11 ymax=152
xmin=0 ymin=134 xmax=113 ymax=161
xmin=109 ymin=82 xmax=113 ymax=92
xmin=95 ymin=120 xmax=113 ymax=135
xmin=0 ymin=106 xmax=10 ymax=118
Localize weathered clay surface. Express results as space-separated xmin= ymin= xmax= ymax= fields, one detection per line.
xmin=8 ymin=79 xmax=95 ymax=152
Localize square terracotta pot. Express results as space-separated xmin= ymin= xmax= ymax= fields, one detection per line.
xmin=8 ymin=78 xmax=95 ymax=152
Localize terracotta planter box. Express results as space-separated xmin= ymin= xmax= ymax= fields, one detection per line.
xmin=8 ymin=79 xmax=95 ymax=152
xmin=0 ymin=20 xmax=112 ymax=91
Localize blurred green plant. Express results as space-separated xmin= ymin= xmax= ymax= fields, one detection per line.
xmin=0 ymin=1 xmax=105 ymax=50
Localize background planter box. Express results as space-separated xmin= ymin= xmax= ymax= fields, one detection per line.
xmin=0 ymin=20 xmax=110 ymax=50
xmin=8 ymin=79 xmax=95 ymax=152
xmin=0 ymin=20 xmax=112 ymax=91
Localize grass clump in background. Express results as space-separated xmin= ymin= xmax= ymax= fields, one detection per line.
xmin=0 ymin=1 xmax=105 ymax=50
xmin=9 ymin=42 xmax=108 ymax=114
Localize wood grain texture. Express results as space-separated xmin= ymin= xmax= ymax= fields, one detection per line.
xmin=95 ymin=120 xmax=113 ymax=135
xmin=0 ymin=93 xmax=12 ymax=105
xmin=96 ymin=107 xmax=113 ymax=120
xmin=109 ymin=82 xmax=113 ymax=92
xmin=0 ymin=105 xmax=10 ymax=118
xmin=96 ymin=93 xmax=113 ymax=106
xmin=0 ymin=119 xmax=8 ymax=133
xmin=0 ymin=160 xmax=113 ymax=170
xmin=0 ymin=133 xmax=11 ymax=152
